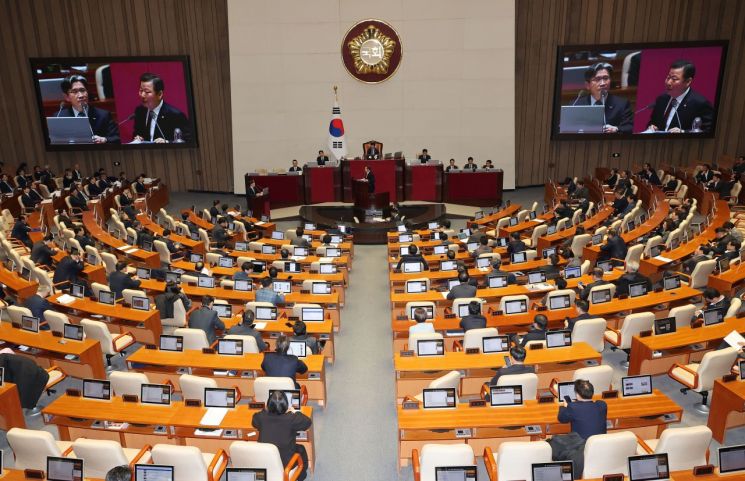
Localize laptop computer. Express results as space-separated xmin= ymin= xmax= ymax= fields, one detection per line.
xmin=225 ymin=468 xmax=267 ymax=481
xmin=489 ymin=385 xmax=523 ymax=407
xmin=47 ymin=117 xmax=93 ymax=144
xmin=628 ymin=453 xmax=670 ymax=481
xmin=47 ymin=456 xmax=84 ymax=481
xmin=38 ymin=78 xmax=65 ymax=101
xmin=559 ymin=105 xmax=605 ymax=133
xmin=135 ymin=464 xmax=174 ymax=481
xmin=435 ymin=466 xmax=477 ymax=481
xmin=82 ymin=379 xmax=111 ymax=401
xmin=204 ymin=387 xmax=237 ymax=408
xmin=482 ymin=335 xmax=510 ymax=353
xmin=217 ymin=339 xmax=243 ymax=355
xmin=719 ymin=444 xmax=745 ymax=475
xmin=422 ymin=387 xmax=456 ymax=409
xmin=417 ymin=339 xmax=444 ymax=356
xmin=532 ymin=461 xmax=574 ymax=481
xmin=159 ymin=335 xmax=184 ymax=352
xmin=621 ymin=375 xmax=652 ymax=397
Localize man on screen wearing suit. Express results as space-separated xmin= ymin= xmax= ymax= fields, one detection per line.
xmin=646 ymin=60 xmax=714 ymax=133
xmin=363 ymin=165 xmax=375 ymax=193
xmin=57 ymin=75 xmax=120 ymax=143
xmin=575 ymin=63 xmax=633 ymax=134
xmin=132 ymin=73 xmax=192 ymax=143
xmin=365 ymin=144 xmax=380 ymax=160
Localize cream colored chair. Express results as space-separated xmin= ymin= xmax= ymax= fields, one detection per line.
xmin=499 ymin=295 xmax=529 ymax=314
xmin=292 ymin=303 xmax=322 ymax=319
xmin=229 ymin=441 xmax=303 ymax=481
xmin=689 ymin=259 xmax=716 ymax=289
xmin=7 ymin=305 xmax=32 ymax=325
xmin=570 ymin=233 xmax=592 ymax=258
xmin=72 ymin=438 xmax=152 ymax=478
xmin=161 ymin=298 xmax=187 ymax=335
xmin=583 ymin=431 xmax=638 ymax=478
xmin=524 ymin=249 xmax=538 ymax=261
xmin=7 ymin=427 xmax=73 ymax=470
xmin=180 ymin=374 xmax=218 ymax=401
xmin=546 ymin=289 xmax=576 ymax=310
xmin=637 ymin=425 xmax=711 ymax=471
xmin=452 ymin=297 xmax=485 ymax=317
xmin=726 ymin=297 xmax=742 ymax=318
xmin=44 ymin=311 xmax=70 ymax=333
xmin=643 ymin=235 xmax=663 ymax=257
xmin=588 ymin=283 xmax=616 ymax=305
xmin=90 ymin=282 xmax=110 ymax=299
xmin=173 ymin=327 xmax=210 ymax=351
xmin=405 ymin=301 xmax=436 ymax=320
xmin=668 ymin=347 xmax=738 ymax=413
xmin=669 ymin=304 xmax=696 ymax=329
xmin=414 ymin=371 xmax=462 ymax=402
xmin=580 ymin=259 xmax=591 ymax=276
xmin=122 ymin=288 xmax=147 ymax=305
xmin=604 ymin=312 xmax=655 ymax=367
xmin=573 ymin=365 xmax=613 ymax=393
xmin=110 ymin=371 xmax=149 ymax=397
xmin=484 ymin=441 xmax=552 ymax=481
xmin=497 ymin=373 xmax=538 ymax=400
xmin=253 ymin=377 xmax=295 ymax=403
xmin=625 ymin=244 xmax=644 ymax=267
xmin=154 ymin=239 xmax=172 ymax=265
xmin=100 ymin=252 xmax=118 ymax=275
xmin=409 ymin=332 xmax=444 ymax=353
xmin=572 ymin=318 xmax=607 ymax=352
xmin=223 ymin=334 xmax=260 ymax=353
xmin=462 ymin=327 xmax=499 ymax=352
xmin=150 ymin=444 xmax=228 ymax=481
xmin=526 ymin=224 xmax=547 ymax=248
xmin=413 ymin=444 xmax=475 ymax=481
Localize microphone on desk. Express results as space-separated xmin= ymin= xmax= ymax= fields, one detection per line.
xmin=155 ymin=121 xmax=169 ymax=143
xmin=571 ymin=90 xmax=585 ymax=106
xmin=635 ymin=102 xmax=655 ymax=114
xmin=118 ymin=113 xmax=135 ymax=126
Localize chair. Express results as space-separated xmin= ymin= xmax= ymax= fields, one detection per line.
xmin=91 ymin=282 xmax=110 ymax=299
xmin=122 ymin=288 xmax=147 ymax=305
xmin=572 ymin=318 xmax=607 ymax=352
xmin=516 ymin=209 xmax=529 ymax=223
xmin=412 ymin=444 xmax=474 ymax=481
xmin=580 ymin=259 xmax=591 ymax=276
xmin=605 ymin=311 xmax=654 ymax=351
xmin=180 ymin=374 xmax=218 ymax=401
xmin=7 ymin=305 xmax=32 ymax=325
xmin=572 ymin=365 xmax=613 ymax=393
xmin=556 ymin=218 xmax=569 ymax=231
xmin=253 ymin=377 xmax=296 ymax=403
xmin=414 ymin=371 xmax=462 ymax=402
xmin=497 ymin=373 xmax=538 ymax=400
xmin=409 ymin=332 xmax=444 ymax=352
xmin=154 ymin=240 xmax=172 ymax=265
xmin=668 ymin=347 xmax=738 ymax=413
xmin=7 ymin=427 xmax=73 ymax=470
xmin=462 ymin=327 xmax=499 ymax=352
xmin=245 ymin=301 xmax=276 ymax=315
xmin=637 ymin=426 xmax=711 ymax=471
xmin=452 ymin=297 xmax=485 ymax=317
xmin=526 ymin=224 xmax=547 ymax=248
xmin=583 ymin=431 xmax=638 ymax=478
xmin=499 ymin=295 xmax=529 ymax=314
xmin=44 ymin=311 xmax=70 ymax=333
xmin=161 ymin=298 xmax=187 ymax=335
xmin=726 ymin=297 xmax=742 ymax=318
xmin=546 ymin=289 xmax=576 ymax=310
xmin=484 ymin=441 xmax=552 ymax=481
xmin=81 ymin=319 xmax=135 ymax=370
xmin=570 ymin=234 xmax=592 ymax=258
xmin=100 ymin=252 xmax=118 ymax=275
xmin=625 ymin=244 xmax=644 ymax=267
xmin=150 ymin=444 xmax=227 ymax=481
xmin=173 ymin=328 xmax=210 ymax=350
xmin=669 ymin=304 xmax=696 ymax=329
xmin=223 ymin=334 xmax=260 ymax=353
xmin=405 ymin=301 xmax=436 ymax=320
xmin=229 ymin=441 xmax=304 ymax=481
xmin=72 ymin=438 xmax=152 ymax=478
xmin=110 ymin=371 xmax=150 ymax=397
xmin=292 ymin=303 xmax=322 ymax=319
xmin=588 ymin=283 xmax=616 ymax=305
xmin=689 ymin=259 xmax=716 ymax=289
xmin=524 ymin=249 xmax=538 ymax=261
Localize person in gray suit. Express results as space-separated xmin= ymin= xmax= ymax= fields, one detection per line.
xmin=188 ymin=295 xmax=225 ymax=345
xmin=226 ymin=310 xmax=267 ymax=351
xmin=447 ymin=270 xmax=477 ymax=300
xmin=291 ymin=227 xmax=311 ymax=247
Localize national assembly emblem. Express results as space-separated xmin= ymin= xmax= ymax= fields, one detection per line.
xmin=341 ymin=19 xmax=402 ymax=83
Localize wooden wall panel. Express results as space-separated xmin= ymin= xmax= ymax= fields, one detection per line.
xmin=516 ymin=0 xmax=745 ymax=186
xmin=0 ymin=0 xmax=232 ymax=192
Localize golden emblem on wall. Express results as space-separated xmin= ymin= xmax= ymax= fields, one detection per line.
xmin=341 ymin=19 xmax=402 ymax=84
xmin=347 ymin=25 xmax=396 ymax=74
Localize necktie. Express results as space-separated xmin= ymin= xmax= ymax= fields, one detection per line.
xmin=663 ymin=99 xmax=678 ymax=126
xmin=145 ymin=111 xmax=153 ymax=140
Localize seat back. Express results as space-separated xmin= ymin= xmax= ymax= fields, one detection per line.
xmin=669 ymin=304 xmax=696 ymax=329
xmin=8 ymin=305 xmax=32 ymax=324
xmin=198 ymin=228 xmax=210 ymax=250
xmin=419 ymin=444 xmax=474 ymax=481
xmin=80 ymin=319 xmax=115 ymax=355
xmin=690 ymin=259 xmax=716 ymax=289
xmin=426 ymin=370 xmax=461 ymax=395
xmin=151 ymin=444 xmax=208 ymax=481
xmin=452 ymin=297 xmax=485 ymax=317
xmin=173 ymin=328 xmax=209 ymax=350
xmin=179 ymin=374 xmax=217 ymax=402
xmin=654 ymin=425 xmax=712 ymax=471
xmin=44 ymin=311 xmax=70 ymax=333
xmin=101 ymin=252 xmax=118 ymax=275
xmin=7 ymin=428 xmax=65 ymax=470
xmin=229 ymin=441 xmax=286 ymax=481
xmin=546 ymin=289 xmax=576 ymax=310
xmin=695 ymin=348 xmax=739 ymax=392
xmin=588 ymin=283 xmax=616 ymax=305
xmin=643 ymin=236 xmax=662 ymax=257
xmin=580 ymin=259 xmax=591 ymax=276
xmin=223 ymin=334 xmax=260 ymax=353
xmin=72 ymin=438 xmax=128 ymax=478
xmin=496 ymin=373 xmax=538 ymax=400
xmin=410 ymin=332 xmax=444 ymax=352
xmin=463 ymin=327 xmax=499 ymax=351
xmin=726 ymin=297 xmax=742 ymax=318
xmin=154 ymin=240 xmax=171 ymax=264
xmin=570 ymin=234 xmax=592 ymax=258
xmin=245 ymin=301 xmax=275 ymax=315
xmin=253 ymin=377 xmax=295 ymax=403
xmin=110 ymin=371 xmax=149 ymax=397
xmin=583 ymin=431 xmax=638 ymax=478
xmin=625 ymin=244 xmax=644 ymax=266
xmin=572 ymin=318 xmax=607 ymax=352
xmin=405 ymin=301 xmax=436 ymax=320
xmin=618 ymin=312 xmax=655 ymax=349
xmin=122 ymin=289 xmax=147 ymax=305
xmin=291 ymin=303 xmax=322 ymax=318
xmin=499 ymin=294 xmax=529 ymax=314
xmin=91 ymin=282 xmax=109 ymax=299
xmin=496 ymin=441 xmax=552 ymax=481
xmin=573 ymin=365 xmax=613 ymax=393
xmin=530 ymin=225 xmax=548 ymax=247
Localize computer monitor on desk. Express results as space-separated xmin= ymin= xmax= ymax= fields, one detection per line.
xmin=417 ymin=339 xmax=444 ymax=356
xmin=422 ymin=387 xmax=456 ymax=409
xmin=410 ymin=305 xmax=434 ymax=320
xmin=489 ymin=385 xmax=523 ymax=407
xmin=403 ymin=262 xmax=422 ymax=273
xmin=159 ymin=335 xmax=183 ymax=352
xmin=406 ymin=280 xmax=427 ymax=293
xmin=47 ymin=456 xmax=84 ymax=481
xmin=482 ymin=335 xmax=509 ymax=353
xmin=590 ymin=288 xmax=611 ymax=304
xmin=504 ymin=299 xmax=527 ymax=314
xmin=82 ymin=379 xmax=111 ymax=401
xmin=488 ymin=276 xmax=507 ymax=288
xmin=532 ymin=461 xmax=574 ymax=481
xmin=528 ymin=271 xmax=546 ymax=284
xmin=217 ymin=339 xmax=243 ymax=355
xmin=511 ymin=252 xmax=527 ymax=264
xmin=557 ymin=382 xmax=577 ymax=402
xmin=546 ymin=330 xmax=572 ymax=348
xmin=719 ymin=444 xmax=745 ymax=474
xmin=204 ymin=387 xmax=237 ymax=408
xmin=135 ymin=464 xmax=174 ymax=481
xmin=225 ymin=468 xmax=267 ymax=481
xmin=621 ymin=375 xmax=652 ymax=397
xmin=255 ymin=306 xmax=277 ymax=320
xmin=435 ymin=466 xmax=477 ymax=481
xmin=628 ymin=453 xmax=670 ymax=481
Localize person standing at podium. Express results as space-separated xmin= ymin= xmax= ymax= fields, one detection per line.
xmin=363 ymin=165 xmax=375 ymax=193
xmin=316 ymin=150 xmax=329 ymax=165
xmin=418 ymin=149 xmax=431 ymax=163
xmin=246 ymin=179 xmax=264 ymax=198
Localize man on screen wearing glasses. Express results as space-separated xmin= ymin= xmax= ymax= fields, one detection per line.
xmin=574 ymin=62 xmax=633 ymax=134
xmin=58 ymin=75 xmax=120 ymax=143
xmin=646 ymin=59 xmax=714 ymax=133
xmin=132 ymin=72 xmax=192 ymax=143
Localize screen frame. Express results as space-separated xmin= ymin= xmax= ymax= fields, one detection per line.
xmin=551 ymin=40 xmax=729 ymax=140
xmin=30 ymin=55 xmax=199 ymax=151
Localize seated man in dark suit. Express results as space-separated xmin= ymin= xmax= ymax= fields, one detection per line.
xmin=557 ymin=379 xmax=608 ymax=439
xmin=646 ymin=60 xmax=714 ymax=134
xmin=396 ymin=244 xmax=429 ymax=271
xmin=487 ymin=345 xmax=535 ymax=387
xmin=520 ymin=315 xmax=548 ymax=347
xmin=554 ymin=199 xmax=573 ymax=220
xmin=707 ymin=173 xmax=731 ymax=198
xmin=615 ymin=170 xmax=631 ymax=195
xmin=566 ymin=300 xmax=592 ymax=331
xmin=638 ymin=163 xmax=661 ymax=185
xmin=188 ymin=296 xmax=225 ymax=345
xmin=108 ymin=261 xmax=142 ymax=299
xmin=459 ymin=301 xmax=486 ymax=332
xmin=487 ymin=257 xmax=517 ymax=285
xmin=58 ymin=74 xmax=120 ymax=143
xmin=11 ymin=215 xmax=33 ymax=249
xmin=711 ymin=227 xmax=735 ymax=256
xmin=576 ymin=62 xmax=633 ymax=134
xmin=683 ymin=245 xmax=713 ymax=274
xmin=211 ymin=217 xmax=230 ymax=249
xmin=540 ymin=254 xmax=562 ymax=280
xmin=68 ymin=185 xmax=88 ymax=210
xmin=599 ymin=228 xmax=627 ymax=262
xmin=52 ymin=250 xmax=85 ymax=290
xmin=132 ymin=72 xmax=192 ymax=143
xmin=365 ymin=143 xmax=380 ymax=160
xmin=19 ymin=186 xmax=38 ymax=210
xmin=571 ymin=180 xmax=590 ymax=200
xmin=613 ymin=263 xmax=653 ymax=297
xmin=447 ymin=270 xmax=477 ymax=300
xmin=717 ymin=240 xmax=741 ymax=266
xmin=30 ymin=235 xmax=57 ymax=267
xmin=261 ymin=335 xmax=308 ymax=388
xmin=506 ymin=232 xmax=527 ymax=255
xmin=605 ymin=168 xmax=619 ymax=188
xmin=73 ymin=226 xmax=94 ymax=252
xmin=316 ymin=150 xmax=330 ymax=165
xmin=417 ymin=149 xmax=431 ymax=163
xmin=226 ymin=310 xmax=267 ymax=351
xmin=578 ymin=268 xmax=605 ymax=301
xmin=23 ymin=293 xmax=52 ymax=323
xmin=610 ymin=190 xmax=628 ymax=216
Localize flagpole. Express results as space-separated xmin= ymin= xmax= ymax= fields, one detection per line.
xmin=333 ymin=85 xmax=338 ymax=101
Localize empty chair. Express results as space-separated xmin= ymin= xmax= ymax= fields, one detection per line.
xmin=90 ymin=282 xmax=109 ymax=299
xmin=229 ymin=441 xmax=304 ymax=481
xmin=497 ymin=373 xmax=538 ymax=400
xmin=526 ymin=224 xmax=547 ymax=248
xmin=409 ymin=332 xmax=444 ymax=352
xmin=413 ymin=444 xmax=475 ymax=481
xmin=570 ymin=234 xmax=592 ymax=259
xmin=154 ymin=239 xmax=172 ymax=265
xmin=625 ymin=244 xmax=644 ymax=266
xmin=122 ymin=288 xmax=147 ymax=305
xmin=643 ymin=235 xmax=662 ymax=257
xmin=689 ymin=259 xmax=717 ymax=289
xmin=726 ymin=297 xmax=742 ymax=318
xmin=668 ymin=347 xmax=738 ymax=413
xmin=572 ymin=365 xmax=613 ymax=393
xmin=484 ymin=441 xmax=552 ymax=481
xmin=604 ymin=312 xmax=655 ymax=367
xmin=173 ymin=327 xmax=210 ymax=350
xmin=7 ymin=305 xmax=32 ymax=324
xmin=572 ymin=318 xmax=607 ymax=352
xmin=72 ymin=438 xmax=152 ymax=478
xmin=223 ymin=334 xmax=260 ymax=353
xmin=580 ymin=259 xmax=591 ymax=276
xmin=637 ymin=425 xmax=711 ymax=471
xmin=253 ymin=377 xmax=296 ymax=403
xmin=150 ymin=444 xmax=227 ymax=481
xmin=415 ymin=371 xmax=462 ymax=402
xmin=110 ymin=371 xmax=149 ymax=397
xmin=583 ymin=431 xmax=638 ymax=478
xmin=516 ymin=209 xmax=529 ymax=223
xmin=462 ymin=327 xmax=499 ymax=352
xmin=669 ymin=304 xmax=696 ymax=329
xmin=499 ymin=294 xmax=529 ymax=314
xmin=245 ymin=301 xmax=276 ymax=315
xmin=180 ymin=374 xmax=218 ymax=401
xmin=7 ymin=427 xmax=73 ymax=470
xmin=80 ymin=319 xmax=135 ymax=369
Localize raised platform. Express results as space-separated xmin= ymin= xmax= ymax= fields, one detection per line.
xmin=299 ymin=203 xmax=447 ymax=244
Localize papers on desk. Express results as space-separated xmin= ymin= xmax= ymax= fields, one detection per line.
xmin=116 ymin=246 xmax=139 ymax=254
xmin=57 ymin=294 xmax=77 ymax=305
xmin=255 ymin=221 xmax=266 ymax=225
xmin=253 ymin=322 xmax=267 ymax=330
xmin=440 ymin=291 xmax=449 ymax=299
xmin=533 ymin=219 xmax=546 ymax=224
xmin=104 ymin=421 xmax=129 ymax=431
xmin=653 ymin=256 xmax=673 ymax=262
xmin=195 ymin=428 xmax=223 ymax=437
xmin=527 ymin=283 xmax=554 ymax=292
xmin=724 ymin=330 xmax=745 ymax=349
xmin=290 ymin=256 xmax=305 ymax=261
xmin=200 ymin=407 xmax=229 ymax=426
xmin=319 ymin=257 xmax=333 ymax=263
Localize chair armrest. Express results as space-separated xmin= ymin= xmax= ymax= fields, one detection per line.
xmin=483 ymin=447 xmax=497 ymax=481
xmin=232 ymin=385 xmax=243 ymax=403
xmin=548 ymin=378 xmax=559 ymax=397
xmin=45 ymin=366 xmax=67 ymax=388
xmin=412 ymin=449 xmax=421 ymax=481
xmin=481 ymin=382 xmax=490 ymax=400
xmin=452 ymin=340 xmax=463 ymax=352
xmin=668 ymin=362 xmax=699 ymax=389
xmin=672 ymin=271 xmax=691 ymax=284
xmin=300 ymin=385 xmax=308 ymax=406
xmin=285 ymin=452 xmax=304 ymax=481
xmin=111 ymin=331 xmax=136 ymax=353
xmin=129 ymin=445 xmax=152 ymax=468
xmin=610 ymin=258 xmax=626 ymax=267
xmin=62 ymin=445 xmax=74 ymax=456
xmin=207 ymin=449 xmax=229 ymax=481
xmin=635 ymin=434 xmax=654 ymax=454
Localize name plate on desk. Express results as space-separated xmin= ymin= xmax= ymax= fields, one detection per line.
xmin=529 ymin=344 xmax=543 ymax=350
xmin=185 ymin=399 xmax=201 ymax=407
xmin=465 ymin=348 xmax=480 ymax=355
xmin=601 ymin=390 xmax=618 ymax=399
xmin=400 ymin=350 xmax=414 ymax=357
xmin=722 ymin=374 xmax=737 ymax=383
xmin=444 ymin=314 xmax=456 ymax=319
xmin=538 ymin=394 xmax=554 ymax=404
xmin=639 ymin=330 xmax=652 ymax=338
xmin=249 ymin=402 xmax=265 ymax=409
xmin=603 ymin=475 xmax=623 ymax=481
xmin=396 ymin=315 xmax=408 ymax=321
xmin=693 ymin=465 xmax=715 ymax=476
xmin=402 ymin=400 xmax=420 ymax=410
xmin=455 ymin=428 xmax=472 ymax=438
xmin=468 ymin=399 xmax=486 ymax=408
xmin=122 ymin=394 xmax=139 ymax=403
xmin=202 ymin=348 xmax=215 ymax=354
xmin=66 ymin=389 xmax=81 ymax=397
xmin=23 ymin=469 xmax=45 ymax=479
xmin=308 ymin=372 xmax=320 ymax=380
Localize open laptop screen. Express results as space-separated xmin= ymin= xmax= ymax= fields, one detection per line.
xmin=531 ymin=461 xmax=574 ymax=481
xmin=212 ymin=303 xmax=233 ymax=318
xmin=489 ymin=276 xmax=507 ymax=288
xmin=217 ymin=339 xmax=243 ymax=355
xmin=422 ymin=387 xmax=456 ymax=409
xmin=159 ymin=335 xmax=183 ymax=352
xmin=135 ymin=464 xmax=174 ymax=481
xmin=47 ymin=457 xmax=84 ymax=481
xmin=653 ymin=317 xmax=676 ymax=335
xmin=434 ymin=466 xmax=477 ymax=481
xmin=546 ymin=330 xmax=572 ymax=348
xmin=528 ymin=271 xmax=546 ymax=284
xmin=489 ymin=385 xmax=523 ymax=407
xmin=563 ymin=266 xmax=581 ymax=279
xmin=590 ymin=288 xmax=611 ymax=304
xmin=255 ymin=306 xmax=277 ymax=320
xmin=621 ymin=375 xmax=652 ymax=397
xmin=719 ymin=444 xmax=745 ymax=474
xmin=548 ymin=294 xmax=571 ymax=310
xmin=628 ymin=454 xmax=669 ymax=481
xmin=301 ymin=307 xmax=324 ymax=322
xmin=406 ymin=280 xmax=427 ymax=293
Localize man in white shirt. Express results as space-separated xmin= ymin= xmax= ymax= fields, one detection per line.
xmin=408 ymin=308 xmax=435 ymax=335
xmin=132 ymin=72 xmax=192 ymax=143
xmin=646 ymin=59 xmax=714 ymax=133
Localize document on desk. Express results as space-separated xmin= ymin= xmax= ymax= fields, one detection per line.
xmin=253 ymin=322 xmax=267 ymax=330
xmin=56 ymin=293 xmax=76 ymax=305
xmin=440 ymin=291 xmax=449 ymax=299
xmin=200 ymin=407 xmax=229 ymax=426
xmin=255 ymin=221 xmax=266 ymax=225
xmin=653 ymin=255 xmax=673 ymax=262
xmin=319 ymin=257 xmax=333 ymax=263
xmin=533 ymin=219 xmax=546 ymax=224
xmin=724 ymin=330 xmax=745 ymax=349
xmin=195 ymin=428 xmax=223 ymax=437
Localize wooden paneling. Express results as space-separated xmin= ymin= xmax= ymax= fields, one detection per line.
xmin=0 ymin=0 xmax=232 ymax=192
xmin=516 ymin=0 xmax=745 ymax=186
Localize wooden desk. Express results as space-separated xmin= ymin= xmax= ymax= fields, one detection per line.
xmin=586 ymin=286 xmax=701 ymax=318
xmin=628 ymin=317 xmax=745 ymax=376
xmin=708 ymin=261 xmax=745 ymax=295
xmin=52 ymin=250 xmax=107 ymax=285
xmin=0 ymin=323 xmax=106 ymax=379
xmin=469 ymin=204 xmax=520 ymax=229
xmin=535 ymin=204 xmax=614 ymax=252
xmin=42 ymin=395 xmax=316 ymax=470
xmin=396 ymin=389 xmax=682 ymax=467
xmin=170 ymin=260 xmax=349 ymax=288
xmin=127 ymin=348 xmax=327 ymax=407
xmin=708 ymin=379 xmax=745 ymax=443
xmin=0 ymin=383 xmax=27 ymax=430
xmin=499 ymin=214 xmax=553 ymax=237
xmin=0 ymin=470 xmax=102 ymax=480
xmin=393 ymin=343 xmax=601 ymax=399
xmin=0 ymin=264 xmax=38 ymax=302
xmin=136 ymin=213 xmax=203 ymax=254
xmin=182 ymin=210 xmax=276 ymax=235
xmin=48 ymin=292 xmax=162 ymax=345
xmin=82 ymin=209 xmax=160 ymax=268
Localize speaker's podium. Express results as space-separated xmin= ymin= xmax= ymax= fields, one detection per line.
xmin=248 ymin=192 xmax=271 ymax=219
xmin=353 ymin=179 xmax=390 ymax=220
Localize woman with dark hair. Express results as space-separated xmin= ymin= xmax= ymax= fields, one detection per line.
xmin=253 ymin=390 xmax=312 ymax=480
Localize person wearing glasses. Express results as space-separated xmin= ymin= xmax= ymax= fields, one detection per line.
xmin=647 ymin=59 xmax=714 ymax=133
xmin=58 ymin=75 xmax=120 ymax=143
xmin=574 ymin=63 xmax=633 ymax=134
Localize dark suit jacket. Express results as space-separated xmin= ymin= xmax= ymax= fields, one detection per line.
xmin=708 ymin=180 xmax=731 ymax=198
xmin=227 ymin=323 xmax=268 ymax=351
xmin=108 ymin=271 xmax=141 ymax=299
xmin=579 ymin=280 xmax=604 ymax=301
xmin=605 ymin=174 xmax=618 ymax=188
xmin=616 ymin=178 xmax=631 ymax=195
xmin=507 ymin=239 xmax=527 ymax=254
xmin=261 ymin=352 xmax=308 ymax=381
xmin=252 ymin=410 xmax=312 ymax=466
xmin=488 ymin=269 xmax=517 ymax=285
xmin=614 ymin=272 xmax=653 ymax=297
xmin=0 ymin=181 xmax=13 ymax=193
xmin=53 ymin=256 xmax=84 ymax=287
xmin=558 ymin=400 xmax=608 ymax=439
xmin=648 ymin=89 xmax=714 ymax=132
xmin=316 ymin=156 xmax=329 ymax=165
xmin=612 ymin=197 xmax=629 ymax=215
xmin=132 ymin=102 xmax=192 ymax=143
xmin=520 ymin=328 xmax=546 ymax=347
xmin=578 ymin=93 xmax=633 ymax=133
xmin=696 ymin=170 xmax=714 ymax=183
xmin=366 ymin=171 xmax=375 ymax=193
xmin=573 ymin=186 xmax=590 ymax=200
xmin=365 ymin=147 xmax=380 ymax=160
xmin=396 ymin=254 xmax=428 ymax=271
xmin=188 ymin=306 xmax=226 ymax=345
xmin=418 ymin=154 xmax=431 ymax=163
xmin=23 ymin=294 xmax=52 ymax=321
xmin=59 ymin=106 xmax=120 ymax=143
xmin=567 ymin=312 xmax=593 ymax=331
xmin=447 ymin=283 xmax=478 ymax=300
xmin=600 ymin=236 xmax=627 ymax=260
xmin=70 ymin=192 xmax=88 ymax=210
xmin=0 ymin=354 xmax=49 ymax=408
xmin=460 ymin=314 xmax=487 ymax=331
xmin=11 ymin=221 xmax=31 ymax=243
xmin=30 ymin=242 xmax=54 ymax=266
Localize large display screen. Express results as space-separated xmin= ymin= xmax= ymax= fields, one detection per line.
xmin=30 ymin=56 xmax=197 ymax=150
xmin=551 ymin=41 xmax=727 ymax=139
